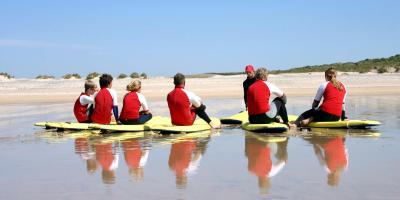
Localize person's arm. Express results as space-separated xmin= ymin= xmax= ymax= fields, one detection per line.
xmin=183 ymin=89 xmax=202 ymax=108
xmin=243 ymin=81 xmax=248 ymax=108
xmin=266 ymin=82 xmax=286 ymax=104
xmin=138 ymin=93 xmax=150 ymax=114
xmin=341 ymin=84 xmax=347 ymax=120
xmin=313 ymin=82 xmax=327 ymax=109
xmin=80 ymin=95 xmax=94 ymax=105
xmin=109 ymin=88 xmax=119 ymax=121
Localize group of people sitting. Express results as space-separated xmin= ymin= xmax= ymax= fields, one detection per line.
xmin=73 ymin=73 xmax=220 ymax=128
xmin=73 ymin=65 xmax=347 ymax=129
xmin=243 ymin=65 xmax=347 ymax=128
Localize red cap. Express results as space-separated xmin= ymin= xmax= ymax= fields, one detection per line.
xmin=245 ymin=65 xmax=254 ymax=72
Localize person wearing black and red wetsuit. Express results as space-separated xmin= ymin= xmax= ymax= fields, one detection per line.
xmin=91 ymin=74 xmax=119 ymax=124
xmin=247 ymin=68 xmax=290 ymax=126
xmin=294 ymin=68 xmax=347 ymax=126
xmin=167 ymin=73 xmax=220 ymax=128
xmin=243 ymin=65 xmax=256 ymax=110
xmin=73 ymin=80 xmax=97 ymax=123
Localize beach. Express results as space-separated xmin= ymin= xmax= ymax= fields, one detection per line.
xmin=1 ymin=72 xmax=400 ymax=105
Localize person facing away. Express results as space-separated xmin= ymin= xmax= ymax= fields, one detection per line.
xmin=91 ymin=74 xmax=119 ymax=124
xmin=119 ymin=79 xmax=152 ymax=124
xmin=294 ymin=68 xmax=347 ymax=126
xmin=167 ymin=73 xmax=220 ymax=128
xmin=243 ymin=64 xmax=256 ymax=110
xmin=247 ymin=68 xmax=290 ymax=127
xmin=73 ymin=80 xmax=98 ymax=123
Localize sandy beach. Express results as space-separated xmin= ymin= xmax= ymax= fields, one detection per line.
xmin=1 ymin=72 xmax=399 ymax=105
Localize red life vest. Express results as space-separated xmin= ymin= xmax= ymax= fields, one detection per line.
xmin=95 ymin=143 xmax=114 ymax=171
xmin=246 ymin=139 xmax=272 ymax=177
xmin=73 ymin=93 xmax=89 ymax=123
xmin=168 ymin=141 xmax=196 ymax=177
xmin=322 ymin=137 xmax=347 ymax=172
xmin=247 ymin=80 xmax=271 ymax=115
xmin=319 ymin=82 xmax=346 ymax=117
xmin=91 ymin=88 xmax=113 ymax=124
xmin=120 ymin=92 xmax=141 ymax=120
xmin=122 ymin=140 xmax=142 ymax=169
xmin=167 ymin=86 xmax=196 ymax=125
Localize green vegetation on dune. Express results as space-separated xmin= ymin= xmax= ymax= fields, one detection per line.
xmin=36 ymin=75 xmax=55 ymax=79
xmin=62 ymin=73 xmax=81 ymax=79
xmin=270 ymin=54 xmax=400 ymax=74
xmin=0 ymin=72 xmax=13 ymax=79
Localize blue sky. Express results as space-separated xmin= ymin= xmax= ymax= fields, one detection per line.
xmin=1 ymin=0 xmax=399 ymax=78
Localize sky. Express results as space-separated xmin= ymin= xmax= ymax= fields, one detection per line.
xmin=0 ymin=0 xmax=399 ymax=78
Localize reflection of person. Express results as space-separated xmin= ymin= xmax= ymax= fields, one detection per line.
xmin=243 ymin=65 xmax=256 ymax=109
xmin=305 ymin=136 xmax=348 ymax=186
xmin=295 ymin=68 xmax=347 ymax=126
xmin=122 ymin=139 xmax=149 ymax=181
xmin=247 ymin=68 xmax=290 ymax=127
xmin=95 ymin=143 xmax=119 ymax=184
xmin=74 ymin=137 xmax=98 ymax=174
xmin=119 ymin=80 xmax=152 ymax=124
xmin=245 ymin=134 xmax=288 ymax=194
xmin=168 ymin=137 xmax=210 ymax=189
xmin=167 ymin=73 xmax=220 ymax=128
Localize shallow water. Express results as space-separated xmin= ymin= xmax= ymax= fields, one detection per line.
xmin=0 ymin=96 xmax=399 ymax=199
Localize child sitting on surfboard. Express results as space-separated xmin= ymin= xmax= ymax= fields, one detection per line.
xmin=73 ymin=80 xmax=98 ymax=123
xmin=247 ymin=68 xmax=291 ymax=127
xmin=119 ymin=79 xmax=152 ymax=124
xmin=294 ymin=68 xmax=347 ymax=126
xmin=167 ymin=73 xmax=220 ymax=128
xmin=91 ymin=74 xmax=119 ymax=124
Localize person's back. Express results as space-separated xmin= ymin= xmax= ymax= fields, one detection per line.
xmin=91 ymin=74 xmax=118 ymax=124
xmin=247 ymin=79 xmax=271 ymax=116
xmin=120 ymin=80 xmax=152 ymax=125
xmin=319 ymin=81 xmax=346 ymax=117
xmin=167 ymin=85 xmax=195 ymax=125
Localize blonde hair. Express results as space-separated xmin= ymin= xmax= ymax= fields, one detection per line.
xmin=84 ymin=80 xmax=97 ymax=92
xmin=126 ymin=80 xmax=141 ymax=91
xmin=325 ymin=68 xmax=343 ymax=91
xmin=255 ymin=68 xmax=268 ymax=80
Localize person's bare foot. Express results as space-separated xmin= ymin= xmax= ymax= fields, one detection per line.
xmin=209 ymin=120 xmax=221 ymax=129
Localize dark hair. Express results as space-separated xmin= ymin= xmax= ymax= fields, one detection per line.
xmin=99 ymin=74 xmax=113 ymax=88
xmin=173 ymin=73 xmax=185 ymax=86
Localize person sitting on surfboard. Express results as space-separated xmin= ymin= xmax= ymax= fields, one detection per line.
xmin=119 ymin=79 xmax=152 ymax=125
xmin=247 ymin=68 xmax=290 ymax=127
xmin=167 ymin=73 xmax=220 ymax=128
xmin=91 ymin=74 xmax=119 ymax=124
xmin=73 ymin=80 xmax=98 ymax=123
xmin=243 ymin=64 xmax=256 ymax=110
xmin=294 ymin=68 xmax=347 ymax=126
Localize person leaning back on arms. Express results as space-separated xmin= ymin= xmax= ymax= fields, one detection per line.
xmin=247 ymin=68 xmax=292 ymax=128
xmin=91 ymin=74 xmax=119 ymax=124
xmin=119 ymin=79 xmax=152 ymax=125
xmin=73 ymin=80 xmax=98 ymax=123
xmin=243 ymin=64 xmax=256 ymax=110
xmin=167 ymin=73 xmax=220 ymax=128
xmin=294 ymin=68 xmax=347 ymax=126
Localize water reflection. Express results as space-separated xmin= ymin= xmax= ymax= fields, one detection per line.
xmin=74 ymin=137 xmax=98 ymax=174
xmin=165 ymin=132 xmax=212 ymax=189
xmin=244 ymin=132 xmax=288 ymax=194
xmin=121 ymin=138 xmax=149 ymax=181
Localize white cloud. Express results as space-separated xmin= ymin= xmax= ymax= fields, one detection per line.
xmin=0 ymin=39 xmax=103 ymax=50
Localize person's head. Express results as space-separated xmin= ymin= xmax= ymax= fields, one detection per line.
xmin=86 ymin=159 xmax=98 ymax=174
xmin=255 ymin=68 xmax=268 ymax=81
xmin=84 ymin=80 xmax=97 ymax=95
xmin=175 ymin=174 xmax=188 ymax=189
xmin=258 ymin=177 xmax=271 ymax=194
xmin=101 ymin=170 xmax=116 ymax=184
xmin=325 ymin=68 xmax=343 ymax=91
xmin=129 ymin=168 xmax=144 ymax=182
xmin=327 ymin=171 xmax=341 ymax=187
xmin=245 ymin=64 xmax=255 ymax=79
xmin=126 ymin=79 xmax=141 ymax=92
xmin=99 ymin=74 xmax=113 ymax=88
xmin=173 ymin=73 xmax=185 ymax=87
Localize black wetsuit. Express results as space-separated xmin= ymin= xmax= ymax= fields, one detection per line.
xmin=243 ymin=77 xmax=256 ymax=108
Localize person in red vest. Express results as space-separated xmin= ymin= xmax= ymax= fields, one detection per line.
xmin=247 ymin=68 xmax=290 ymax=127
xmin=95 ymin=142 xmax=119 ymax=184
xmin=91 ymin=74 xmax=119 ymax=124
xmin=73 ymin=80 xmax=98 ymax=123
xmin=294 ymin=68 xmax=347 ymax=126
xmin=305 ymin=136 xmax=348 ymax=186
xmin=167 ymin=73 xmax=220 ymax=128
xmin=243 ymin=64 xmax=256 ymax=110
xmin=245 ymin=133 xmax=288 ymax=194
xmin=119 ymin=79 xmax=152 ymax=124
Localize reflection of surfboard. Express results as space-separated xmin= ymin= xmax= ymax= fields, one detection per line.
xmin=154 ymin=130 xmax=214 ymax=145
xmin=242 ymin=122 xmax=288 ymax=133
xmin=245 ymin=132 xmax=287 ymax=143
xmin=303 ymin=128 xmax=381 ymax=138
xmin=94 ymin=116 xmax=167 ymax=132
xmin=151 ymin=117 xmax=221 ymax=134
xmin=306 ymin=120 xmax=381 ymax=129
